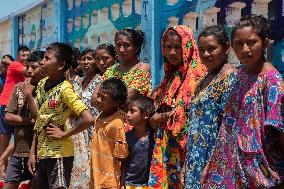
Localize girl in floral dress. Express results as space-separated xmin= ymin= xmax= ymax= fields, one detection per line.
xmin=68 ymin=49 xmax=102 ymax=189
xmin=201 ymin=16 xmax=284 ymax=188
xmin=148 ymin=25 xmax=207 ymax=189
xmin=103 ymin=29 xmax=151 ymax=97
xmin=185 ymin=26 xmax=237 ymax=189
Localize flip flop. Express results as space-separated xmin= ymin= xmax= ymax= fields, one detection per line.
xmin=0 ymin=180 xmax=4 ymax=188
xmin=19 ymin=183 xmax=31 ymax=189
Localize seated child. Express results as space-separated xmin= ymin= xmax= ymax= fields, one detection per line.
xmin=121 ymin=95 xmax=155 ymax=189
xmin=90 ymin=78 xmax=129 ymax=189
xmin=26 ymin=43 xmax=94 ymax=189
xmin=3 ymin=51 xmax=45 ymax=189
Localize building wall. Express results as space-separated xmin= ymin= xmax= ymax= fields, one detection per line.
xmin=0 ymin=20 xmax=12 ymax=58
xmin=17 ymin=0 xmax=61 ymax=51
xmin=0 ymin=0 xmax=283 ymax=87
xmin=65 ymin=0 xmax=142 ymax=50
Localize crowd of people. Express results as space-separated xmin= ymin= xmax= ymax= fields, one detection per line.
xmin=0 ymin=15 xmax=283 ymax=189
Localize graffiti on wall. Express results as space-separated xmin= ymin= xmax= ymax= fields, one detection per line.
xmin=18 ymin=0 xmax=59 ymax=50
xmin=0 ymin=20 xmax=12 ymax=58
xmin=66 ymin=0 xmax=142 ymax=50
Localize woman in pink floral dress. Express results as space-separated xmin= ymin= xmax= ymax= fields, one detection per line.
xmin=201 ymin=16 xmax=284 ymax=189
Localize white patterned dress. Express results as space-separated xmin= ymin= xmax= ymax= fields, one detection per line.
xmin=67 ymin=75 xmax=102 ymax=189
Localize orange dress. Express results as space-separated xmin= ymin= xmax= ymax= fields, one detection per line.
xmin=90 ymin=111 xmax=128 ymax=189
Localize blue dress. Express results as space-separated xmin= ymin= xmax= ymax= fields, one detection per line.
xmin=185 ymin=73 xmax=236 ymax=189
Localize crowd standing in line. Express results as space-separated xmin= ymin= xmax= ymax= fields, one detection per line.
xmin=0 ymin=15 xmax=283 ymax=189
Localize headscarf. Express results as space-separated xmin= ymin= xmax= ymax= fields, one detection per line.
xmin=153 ymin=25 xmax=207 ymax=148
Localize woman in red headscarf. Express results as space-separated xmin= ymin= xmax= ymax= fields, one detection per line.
xmin=148 ymin=25 xmax=207 ymax=188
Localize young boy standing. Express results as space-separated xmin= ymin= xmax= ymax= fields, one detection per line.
xmin=26 ymin=42 xmax=94 ymax=189
xmin=0 ymin=46 xmax=30 ymax=165
xmin=3 ymin=51 xmax=45 ymax=189
xmin=121 ymin=95 xmax=155 ymax=189
xmin=91 ymin=78 xmax=129 ymax=189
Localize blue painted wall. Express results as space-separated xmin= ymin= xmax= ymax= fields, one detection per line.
xmin=0 ymin=0 xmax=283 ymax=87
xmin=65 ymin=0 xmax=142 ymax=50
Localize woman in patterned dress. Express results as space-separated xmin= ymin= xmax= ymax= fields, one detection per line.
xmin=148 ymin=25 xmax=207 ymax=189
xmin=68 ymin=49 xmax=102 ymax=189
xmin=185 ymin=26 xmax=237 ymax=189
xmin=201 ymin=16 xmax=284 ymax=189
xmin=103 ymin=28 xmax=151 ymax=97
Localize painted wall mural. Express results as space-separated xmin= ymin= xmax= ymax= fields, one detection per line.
xmin=0 ymin=0 xmax=284 ymax=87
xmin=18 ymin=0 xmax=60 ymax=50
xmin=0 ymin=20 xmax=12 ymax=58
xmin=66 ymin=0 xmax=142 ymax=50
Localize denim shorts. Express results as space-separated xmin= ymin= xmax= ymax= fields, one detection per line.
xmin=5 ymin=156 xmax=33 ymax=183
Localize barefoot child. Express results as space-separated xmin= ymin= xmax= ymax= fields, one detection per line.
xmin=121 ymin=95 xmax=155 ymax=189
xmin=3 ymin=51 xmax=45 ymax=189
xmin=90 ymin=78 xmax=129 ymax=189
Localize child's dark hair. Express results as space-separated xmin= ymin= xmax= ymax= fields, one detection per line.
xmin=199 ymin=25 xmax=229 ymax=46
xmin=27 ymin=50 xmax=45 ymax=63
xmin=231 ymin=15 xmax=270 ymax=42
xmin=115 ymin=28 xmax=144 ymax=55
xmin=127 ymin=95 xmax=155 ymax=117
xmin=46 ymin=42 xmax=76 ymax=71
xmin=100 ymin=78 xmax=127 ymax=105
xmin=95 ymin=43 xmax=117 ymax=58
xmin=2 ymin=55 xmax=14 ymax=61
xmin=18 ymin=45 xmax=30 ymax=53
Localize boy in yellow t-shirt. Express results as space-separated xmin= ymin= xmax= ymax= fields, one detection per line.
xmin=26 ymin=42 xmax=94 ymax=189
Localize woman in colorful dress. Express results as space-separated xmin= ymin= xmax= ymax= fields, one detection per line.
xmin=201 ymin=15 xmax=284 ymax=189
xmin=148 ymin=25 xmax=207 ymax=189
xmin=103 ymin=28 xmax=151 ymax=97
xmin=185 ymin=26 xmax=237 ymax=189
xmin=68 ymin=49 xmax=102 ymax=189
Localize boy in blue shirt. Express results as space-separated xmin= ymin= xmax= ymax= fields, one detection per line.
xmin=121 ymin=95 xmax=155 ymax=189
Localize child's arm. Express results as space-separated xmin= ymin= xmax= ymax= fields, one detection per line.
xmin=120 ymin=160 xmax=126 ymax=189
xmin=89 ymin=158 xmax=94 ymax=189
xmin=4 ymin=113 xmax=34 ymax=126
xmin=46 ymin=109 xmax=94 ymax=139
xmin=4 ymin=83 xmax=35 ymax=126
xmin=150 ymin=111 xmax=174 ymax=129
xmin=28 ymin=133 xmax=37 ymax=176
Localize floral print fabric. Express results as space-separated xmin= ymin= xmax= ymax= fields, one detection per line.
xmin=201 ymin=67 xmax=284 ymax=188
xmin=103 ymin=63 xmax=152 ymax=96
xmin=185 ymin=73 xmax=236 ymax=189
xmin=68 ymin=75 xmax=102 ymax=189
xmin=149 ymin=25 xmax=207 ymax=189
